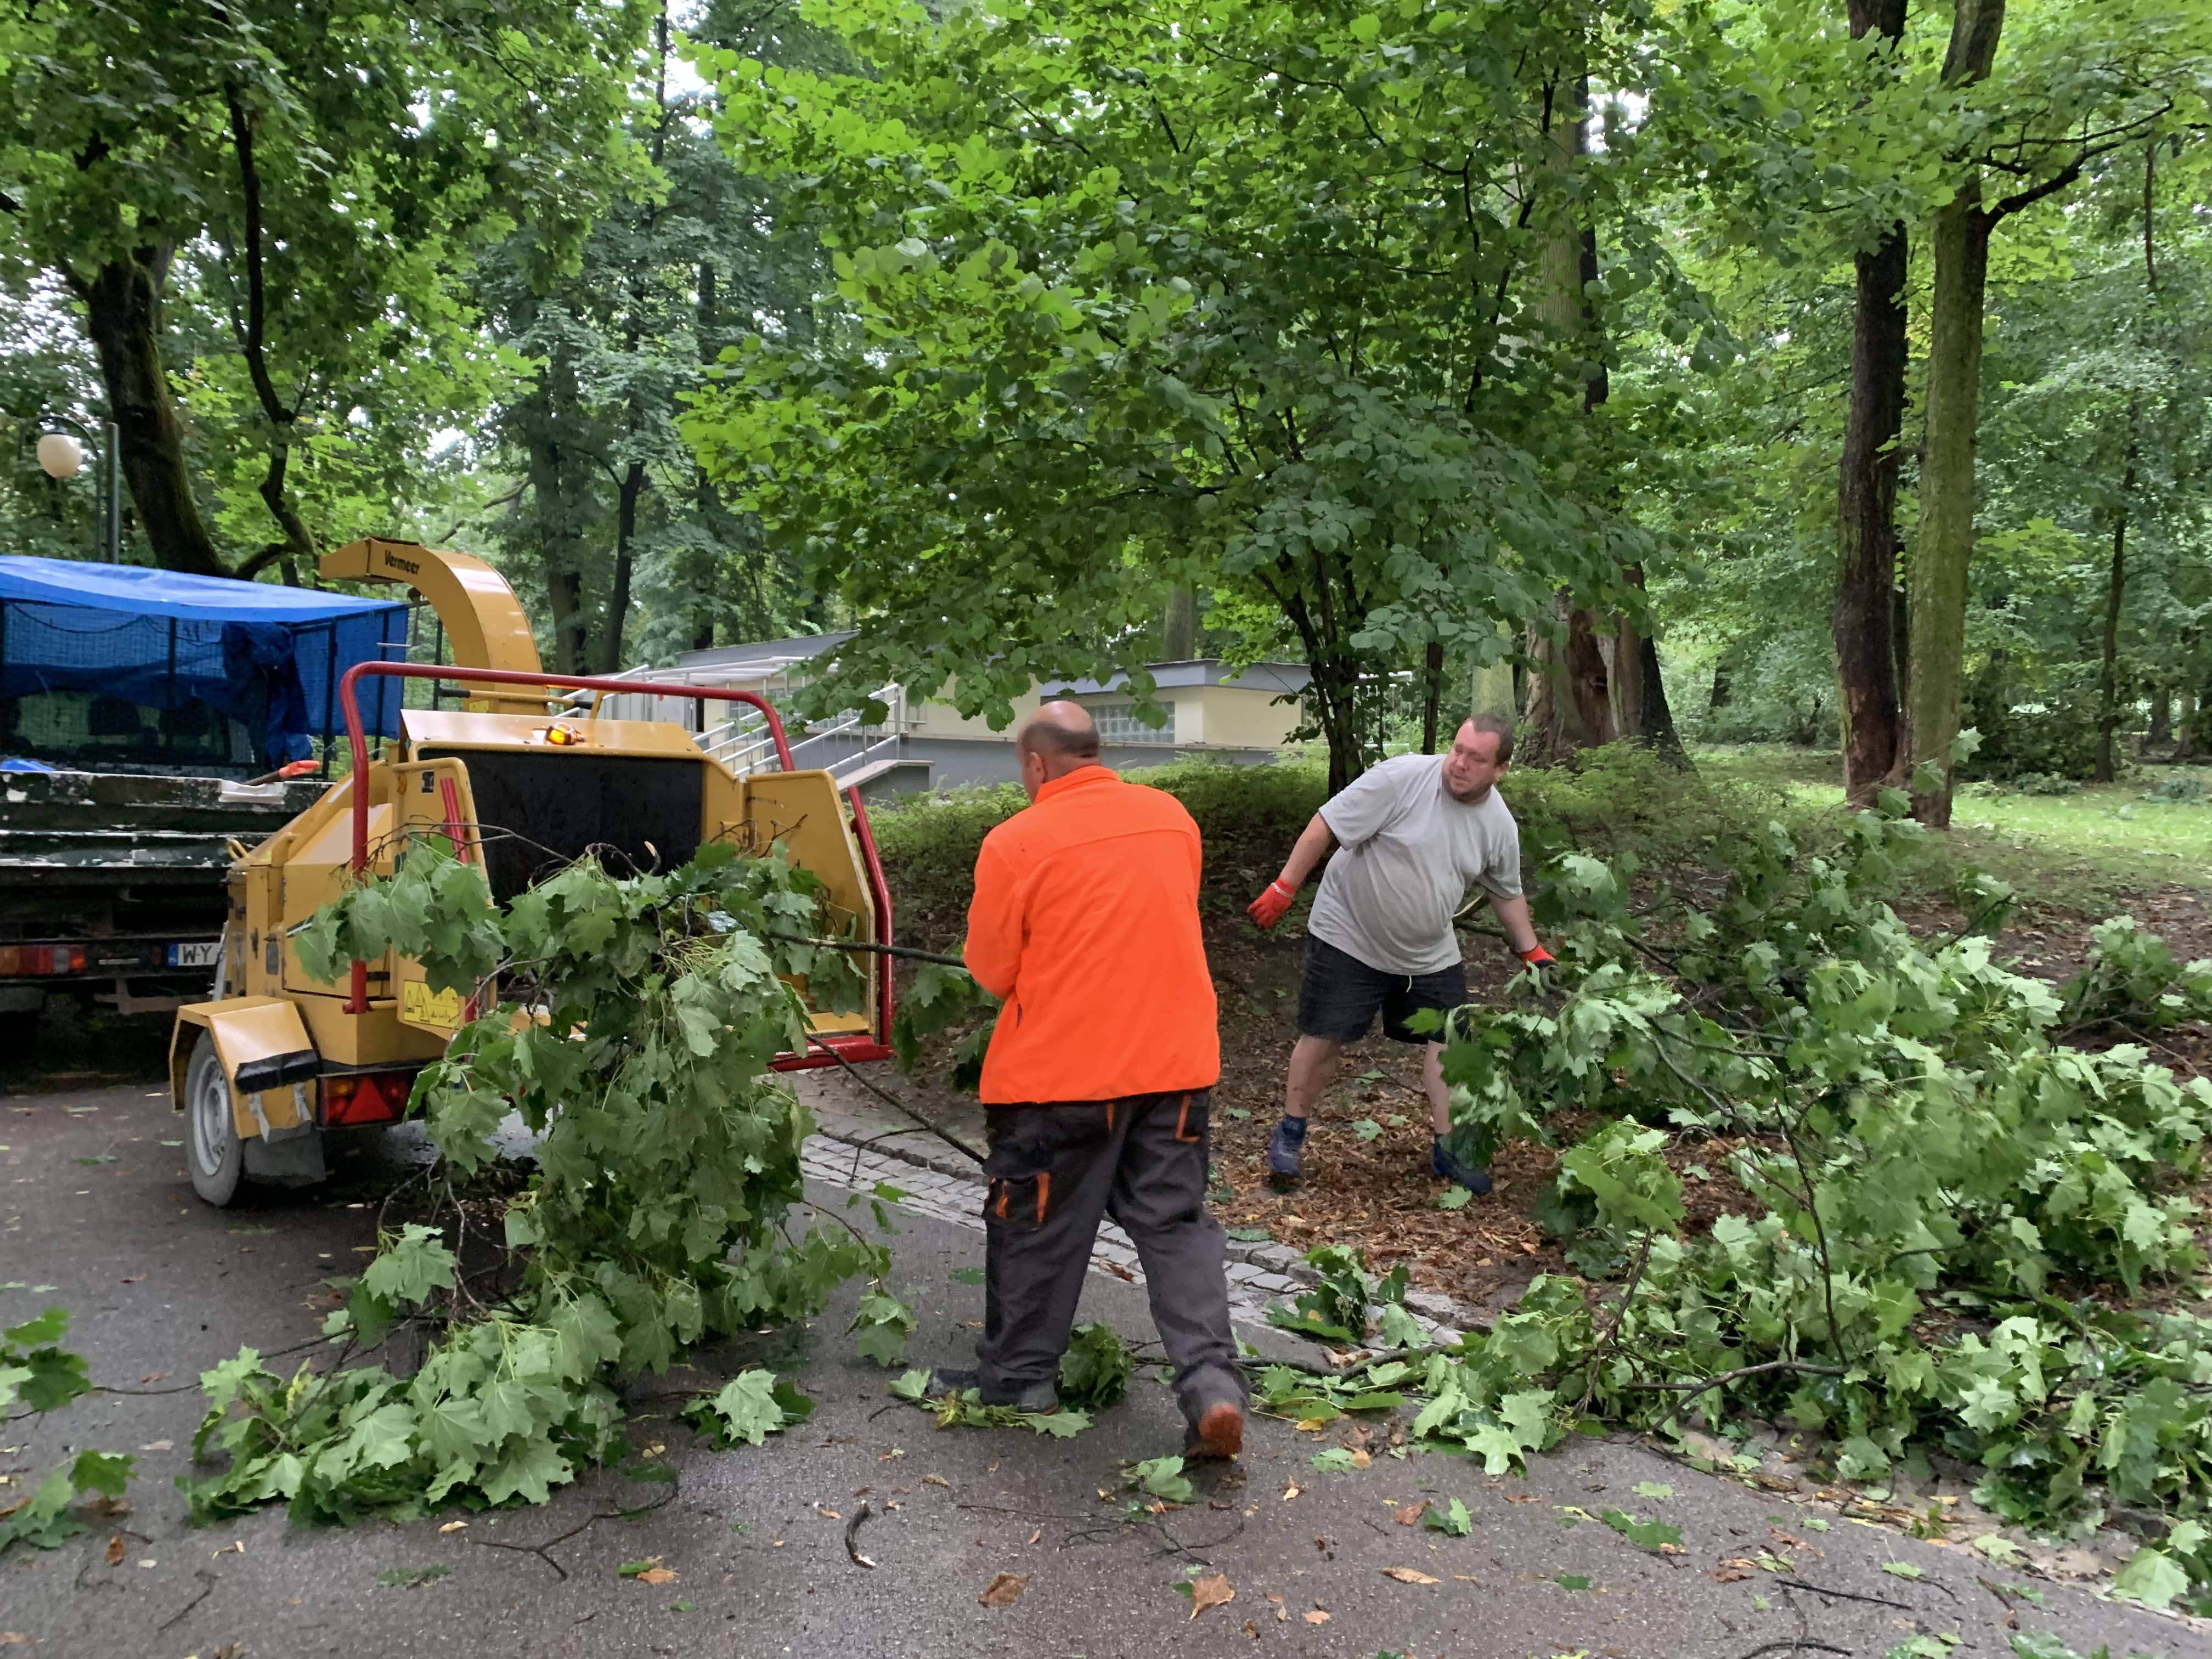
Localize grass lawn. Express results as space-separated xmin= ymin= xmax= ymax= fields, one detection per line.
xmin=1697 ymin=743 xmax=2212 ymax=905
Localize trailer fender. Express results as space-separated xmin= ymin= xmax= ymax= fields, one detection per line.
xmin=172 ymin=997 xmax=319 ymax=1142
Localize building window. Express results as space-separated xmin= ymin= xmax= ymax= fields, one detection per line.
xmin=1086 ymin=701 xmax=1175 ymax=744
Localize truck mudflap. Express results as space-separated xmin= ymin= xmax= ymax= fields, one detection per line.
xmin=172 ymin=996 xmax=319 ymax=1141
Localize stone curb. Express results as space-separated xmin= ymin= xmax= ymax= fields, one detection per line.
xmin=802 ymin=1118 xmax=1492 ymax=1341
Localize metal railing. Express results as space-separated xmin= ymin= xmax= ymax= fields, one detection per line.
xmin=597 ymin=668 xmax=910 ymax=784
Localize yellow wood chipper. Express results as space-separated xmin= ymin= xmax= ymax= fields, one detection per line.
xmin=169 ymin=538 xmax=896 ymax=1205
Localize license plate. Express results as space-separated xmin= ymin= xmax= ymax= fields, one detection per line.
xmin=167 ymin=941 xmax=222 ymax=969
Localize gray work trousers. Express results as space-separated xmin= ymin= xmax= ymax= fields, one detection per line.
xmin=977 ymin=1088 xmax=1245 ymax=1429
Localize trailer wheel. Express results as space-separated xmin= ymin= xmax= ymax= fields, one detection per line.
xmin=184 ymin=1031 xmax=244 ymax=1207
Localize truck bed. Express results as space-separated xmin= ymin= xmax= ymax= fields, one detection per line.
xmin=0 ymin=770 xmax=327 ymax=1018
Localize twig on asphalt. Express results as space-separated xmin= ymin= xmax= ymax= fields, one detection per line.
xmin=844 ymin=1500 xmax=877 ymax=1568
xmin=471 ymin=1476 xmax=679 ymax=1581
xmin=94 ymin=1334 xmax=329 ymax=1395
xmin=805 ymin=1033 xmax=985 ymax=1164
xmin=1729 ymin=1644 xmax=1852 ymax=1659
xmin=1769 ymin=1576 xmax=1914 ymax=1611
xmin=155 ymin=1569 xmax=219 ymax=1632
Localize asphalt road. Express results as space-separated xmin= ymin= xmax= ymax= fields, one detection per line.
xmin=2 ymin=1081 xmax=2198 ymax=1659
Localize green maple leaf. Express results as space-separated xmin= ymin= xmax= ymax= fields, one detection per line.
xmin=362 ymin=1225 xmax=456 ymax=1308
xmin=1309 ymin=1447 xmax=1357 ymax=1473
xmin=698 ymin=1370 xmax=786 ymax=1447
xmin=848 ymin=1290 xmax=916 ymax=1367
xmin=1021 ymin=1408 xmax=1092 ymax=1438
xmin=1462 ymin=1423 xmax=1528 ymax=1475
xmin=2111 ymin=1546 xmax=2187 ymax=1611
xmin=1600 ymin=1510 xmax=1681 ymax=1551
xmin=478 ymin=1436 xmax=572 ymax=1506
xmin=476 ymin=1378 xmax=536 ymax=1445
xmin=1423 ymin=1496 xmax=1473 ymax=1536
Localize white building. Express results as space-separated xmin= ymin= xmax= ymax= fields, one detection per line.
xmin=599 ymin=631 xmax=1311 ymax=797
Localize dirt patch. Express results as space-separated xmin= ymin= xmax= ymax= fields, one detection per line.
xmin=887 ymin=868 xmax=2212 ymax=1314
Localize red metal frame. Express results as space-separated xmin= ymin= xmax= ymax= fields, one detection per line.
xmin=333 ymin=661 xmax=896 ymax=1067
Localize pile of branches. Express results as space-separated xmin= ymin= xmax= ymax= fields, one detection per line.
xmin=185 ymin=840 xmax=914 ymax=1524
xmin=1391 ymin=797 xmax=2212 ymax=1612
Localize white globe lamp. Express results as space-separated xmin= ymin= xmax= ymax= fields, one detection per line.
xmin=36 ymin=432 xmax=85 ymax=479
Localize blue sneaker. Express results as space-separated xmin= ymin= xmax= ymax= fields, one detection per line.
xmin=1431 ymin=1136 xmax=1492 ymax=1195
xmin=1267 ymin=1115 xmax=1307 ymax=1177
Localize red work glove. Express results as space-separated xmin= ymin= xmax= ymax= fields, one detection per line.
xmin=1248 ymin=879 xmax=1298 ymax=929
xmin=1518 ymin=944 xmax=1556 ymax=967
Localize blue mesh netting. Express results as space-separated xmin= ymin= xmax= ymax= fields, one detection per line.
xmin=0 ymin=557 xmax=407 ymax=766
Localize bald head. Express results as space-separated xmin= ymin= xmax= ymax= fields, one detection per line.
xmin=1017 ymin=701 xmax=1102 ymax=779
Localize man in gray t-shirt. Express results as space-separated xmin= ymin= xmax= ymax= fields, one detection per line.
xmin=1246 ymin=714 xmax=1553 ymax=1193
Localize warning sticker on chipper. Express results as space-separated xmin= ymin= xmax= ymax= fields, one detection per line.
xmin=401 ymin=981 xmax=464 ymax=1028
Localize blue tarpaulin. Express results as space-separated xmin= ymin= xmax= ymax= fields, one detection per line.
xmin=0 ymin=557 xmax=407 ymax=768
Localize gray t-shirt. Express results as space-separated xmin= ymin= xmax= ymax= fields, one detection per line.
xmin=1305 ymin=754 xmax=1522 ymax=975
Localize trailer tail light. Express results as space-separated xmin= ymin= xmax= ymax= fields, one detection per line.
xmin=0 ymin=944 xmax=87 ymax=978
xmin=320 ymin=1070 xmax=414 ymax=1127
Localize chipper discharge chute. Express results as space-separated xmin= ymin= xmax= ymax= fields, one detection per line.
xmin=171 ymin=543 xmax=895 ymax=1206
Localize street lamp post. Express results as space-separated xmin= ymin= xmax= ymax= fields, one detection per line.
xmin=34 ymin=421 xmax=122 ymax=562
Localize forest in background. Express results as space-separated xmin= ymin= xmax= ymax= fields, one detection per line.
xmin=2 ymin=0 xmax=2208 ymax=816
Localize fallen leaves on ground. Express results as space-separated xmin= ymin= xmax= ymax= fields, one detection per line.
xmin=1281 ymin=1482 xmax=1301 ymax=1501
xmin=1265 ymin=1593 xmax=1287 ymax=1623
xmin=1381 ymin=1567 xmax=1440 ymax=1585
xmin=438 ymin=1521 xmax=467 ymax=1534
xmin=1709 ymin=1559 xmax=1756 ymax=1583
xmin=1303 ymin=1608 xmax=1330 ymax=1624
xmin=921 ymin=1474 xmax=951 ymax=1488
xmin=1188 ymin=1573 xmax=1235 ymax=1618
xmin=979 ymin=1572 xmax=1029 ymax=1608
xmin=104 ymin=1536 xmax=124 ymax=1566
xmin=1393 ymin=1502 xmax=1427 ymax=1526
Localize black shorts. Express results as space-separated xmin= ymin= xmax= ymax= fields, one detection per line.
xmin=1296 ymin=936 xmax=1466 ymax=1045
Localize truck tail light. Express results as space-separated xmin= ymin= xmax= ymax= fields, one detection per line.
xmin=320 ymin=1070 xmax=415 ymax=1127
xmin=0 ymin=944 xmax=87 ymax=978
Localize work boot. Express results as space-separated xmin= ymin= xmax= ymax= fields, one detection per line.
xmin=1184 ymin=1398 xmax=1245 ymax=1461
xmin=1267 ymin=1115 xmax=1307 ymax=1178
xmin=1430 ymin=1135 xmax=1492 ymax=1195
xmin=929 ymin=1368 xmax=1060 ymax=1414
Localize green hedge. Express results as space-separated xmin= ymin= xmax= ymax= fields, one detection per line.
xmin=868 ymin=744 xmax=1812 ymax=950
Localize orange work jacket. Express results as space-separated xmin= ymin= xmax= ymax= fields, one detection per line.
xmin=962 ymin=765 xmax=1220 ymax=1105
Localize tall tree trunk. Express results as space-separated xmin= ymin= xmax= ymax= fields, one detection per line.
xmin=602 ymin=460 xmax=648 ymax=674
xmin=2094 ymin=419 xmax=2137 ymax=784
xmin=74 ymin=250 xmax=227 ymax=578
xmin=1564 ymin=605 xmax=1616 ymax=746
xmin=1908 ymin=0 xmax=2007 ymax=827
xmin=526 ymin=363 xmax=591 ymax=676
xmin=1833 ymin=0 xmax=1911 ymax=803
xmin=1618 ymin=566 xmax=1688 ymax=765
xmin=1161 ymin=587 xmax=1199 ymax=659
xmin=2147 ymin=686 xmax=2170 ymax=749
xmin=1470 ymin=623 xmax=1516 ymax=721
xmin=1522 ymin=619 xmax=1562 ymax=759
xmin=225 ymin=86 xmax=315 ymax=585
xmin=1420 ymin=640 xmax=1447 ymax=753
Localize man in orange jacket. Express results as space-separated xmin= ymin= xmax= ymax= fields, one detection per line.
xmin=932 ymin=701 xmax=1245 ymax=1458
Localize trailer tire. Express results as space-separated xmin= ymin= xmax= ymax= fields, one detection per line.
xmin=184 ymin=1031 xmax=244 ymax=1207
